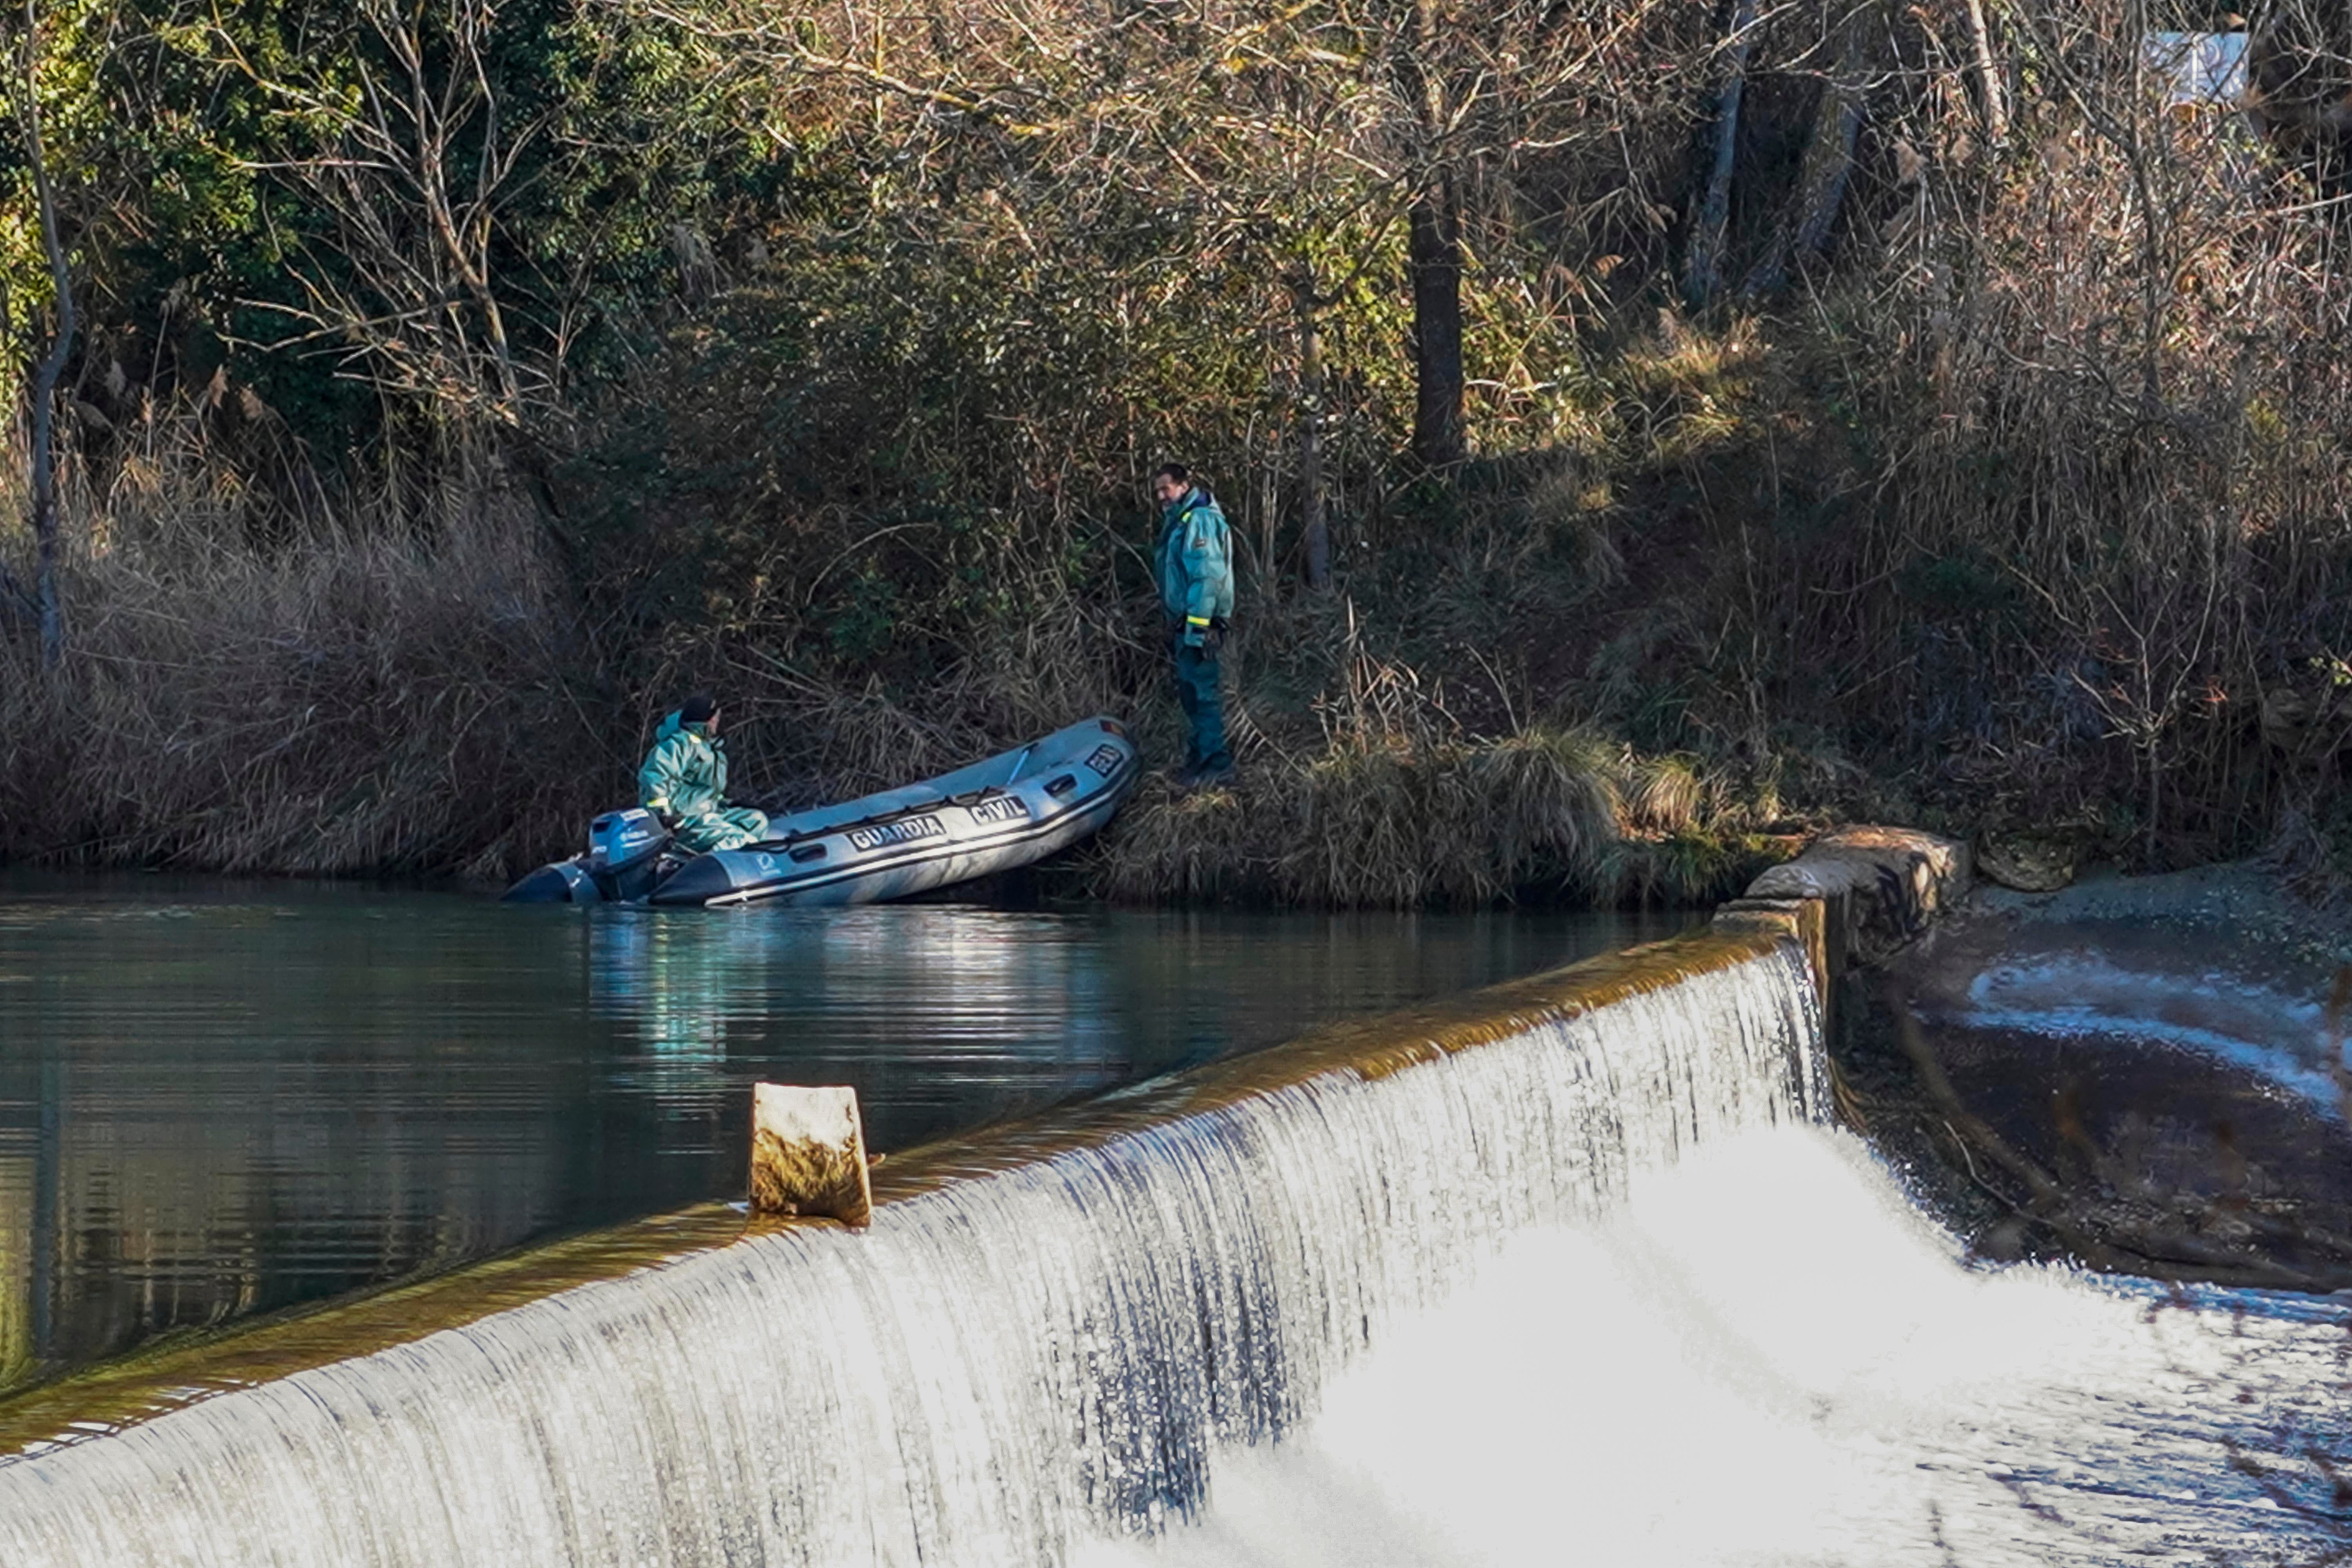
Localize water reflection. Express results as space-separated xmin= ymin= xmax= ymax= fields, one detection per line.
xmin=591 ymin=915 xmax=736 ymax=1102
xmin=0 ymin=876 xmax=1671 ymax=1398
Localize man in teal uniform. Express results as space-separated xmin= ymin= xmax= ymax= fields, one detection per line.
xmin=638 ymin=693 xmax=769 ymax=853
xmin=1153 ymin=463 xmax=1236 ymax=786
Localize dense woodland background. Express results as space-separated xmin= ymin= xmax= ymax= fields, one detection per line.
xmin=3 ymin=0 xmax=2350 ymax=904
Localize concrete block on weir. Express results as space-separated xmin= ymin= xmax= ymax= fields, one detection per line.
xmin=1714 ymin=827 xmax=1970 ymax=1035
xmin=1740 ymin=826 xmax=1970 ymax=972
xmin=750 ymin=1084 xmax=873 ymax=1228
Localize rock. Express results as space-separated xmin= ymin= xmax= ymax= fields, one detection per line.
xmin=1977 ymin=833 xmax=2079 ymax=893
xmin=1741 ymin=826 xmax=1973 ymax=971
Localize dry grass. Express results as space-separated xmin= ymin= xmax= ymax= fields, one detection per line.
xmin=1091 ymin=737 xmax=1791 ymax=908
xmin=1092 ymin=671 xmax=1791 ymax=909
xmin=0 ymin=396 xmax=1814 ymax=902
xmin=0 ymin=412 xmax=612 ymax=876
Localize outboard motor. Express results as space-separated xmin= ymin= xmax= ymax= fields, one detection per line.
xmin=501 ymin=808 xmax=674 ymax=904
xmin=586 ymin=808 xmax=671 ymax=902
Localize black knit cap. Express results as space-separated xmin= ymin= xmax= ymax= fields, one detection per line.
xmin=678 ymin=692 xmax=718 ymax=724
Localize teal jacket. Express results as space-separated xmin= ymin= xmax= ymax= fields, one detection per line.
xmin=637 ymin=711 xmax=730 ymax=824
xmin=1156 ymin=486 xmax=1235 ymax=644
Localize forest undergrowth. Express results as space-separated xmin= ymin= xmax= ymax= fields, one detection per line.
xmin=5 ymin=0 xmax=2351 ymax=906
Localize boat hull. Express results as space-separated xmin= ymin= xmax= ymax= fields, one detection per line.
xmin=504 ymin=716 xmax=1140 ymax=909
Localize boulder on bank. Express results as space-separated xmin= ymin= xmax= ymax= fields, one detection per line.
xmin=1976 ymin=832 xmax=2081 ymax=893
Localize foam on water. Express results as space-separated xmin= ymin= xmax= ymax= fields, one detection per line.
xmin=1948 ymin=950 xmax=2352 ymax=1116
xmin=1077 ymin=1124 xmax=2352 ymax=1566
xmin=0 ymin=947 xmax=1818 ymax=1566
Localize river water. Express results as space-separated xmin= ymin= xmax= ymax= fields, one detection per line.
xmin=0 ymin=874 xmax=1667 ymax=1399
xmin=6 ymin=937 xmax=2341 ymax=1567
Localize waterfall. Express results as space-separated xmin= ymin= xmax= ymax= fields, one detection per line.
xmin=1077 ymin=1124 xmax=2352 ymax=1567
xmin=0 ymin=945 xmax=1820 ymax=1567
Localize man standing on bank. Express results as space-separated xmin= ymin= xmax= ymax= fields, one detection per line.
xmin=1152 ymin=463 xmax=1237 ymax=788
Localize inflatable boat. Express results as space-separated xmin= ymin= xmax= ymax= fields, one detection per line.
xmin=503 ymin=715 xmax=1140 ymax=909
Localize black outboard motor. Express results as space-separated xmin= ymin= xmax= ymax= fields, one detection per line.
xmin=501 ymin=808 xmax=674 ymax=903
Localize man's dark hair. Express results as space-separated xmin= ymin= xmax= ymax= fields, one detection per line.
xmin=1152 ymin=462 xmax=1190 ymax=487
xmin=679 ymin=692 xmax=718 ymax=724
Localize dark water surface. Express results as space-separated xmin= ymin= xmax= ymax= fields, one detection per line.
xmin=0 ymin=874 xmax=1670 ymax=1398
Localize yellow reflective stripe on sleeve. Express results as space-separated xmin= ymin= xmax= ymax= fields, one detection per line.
xmin=1186 ymin=615 xmax=1211 ymax=626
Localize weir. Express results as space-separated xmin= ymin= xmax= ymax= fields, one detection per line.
xmin=0 ymin=927 xmax=1822 ymax=1567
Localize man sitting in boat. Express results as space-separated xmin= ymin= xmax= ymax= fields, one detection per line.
xmin=638 ymin=694 xmax=770 ymax=854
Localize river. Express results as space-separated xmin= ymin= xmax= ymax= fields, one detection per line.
xmin=0 ymin=874 xmax=1669 ymax=1398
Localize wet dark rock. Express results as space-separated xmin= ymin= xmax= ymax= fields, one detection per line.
xmin=1840 ymin=862 xmax=2352 ymax=1291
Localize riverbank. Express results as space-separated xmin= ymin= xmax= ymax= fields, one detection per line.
xmin=0 ymin=357 xmax=2333 ymax=907
xmin=0 ymin=411 xmax=1826 ymax=904
xmin=8 ymin=0 xmax=2351 ymax=900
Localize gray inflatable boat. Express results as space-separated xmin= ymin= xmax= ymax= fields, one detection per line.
xmin=503 ymin=715 xmax=1140 ymax=909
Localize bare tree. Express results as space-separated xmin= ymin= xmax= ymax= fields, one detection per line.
xmin=1958 ymin=0 xmax=2007 ymax=143
xmin=1742 ymin=0 xmax=1893 ymax=298
xmin=1292 ymin=272 xmax=1333 ymax=590
xmin=1395 ymin=0 xmax=1466 ymax=469
xmin=215 ymin=0 xmax=543 ymax=432
xmin=627 ymin=0 xmax=1648 ymax=527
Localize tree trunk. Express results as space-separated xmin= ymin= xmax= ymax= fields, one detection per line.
xmin=1408 ymin=176 xmax=1466 ymax=470
xmin=1682 ymin=0 xmax=1759 ymax=308
xmin=1741 ymin=0 xmax=1882 ymax=298
xmin=22 ymin=0 xmax=74 ymax=668
xmin=1960 ymin=0 xmax=2007 ymax=145
xmin=1296 ymin=280 xmax=1332 ymax=591
xmin=1400 ymin=0 xmax=1466 ymax=472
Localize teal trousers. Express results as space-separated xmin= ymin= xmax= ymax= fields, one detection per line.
xmin=675 ymin=806 xmax=769 ymax=853
xmin=1173 ymin=644 xmax=1232 ymax=773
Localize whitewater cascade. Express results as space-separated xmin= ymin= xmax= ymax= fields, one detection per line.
xmin=0 ymin=944 xmax=1820 ymax=1567
xmin=1079 ymin=1123 xmax=2352 ymax=1567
